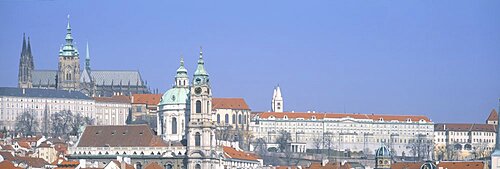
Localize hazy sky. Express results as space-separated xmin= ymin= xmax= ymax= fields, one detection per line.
xmin=0 ymin=1 xmax=499 ymax=123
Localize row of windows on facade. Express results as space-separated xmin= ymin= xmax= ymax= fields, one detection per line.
xmin=265 ymin=115 xmax=426 ymax=123
xmin=435 ymin=138 xmax=495 ymax=143
xmin=2 ymin=98 xmax=94 ymax=104
xmin=216 ymin=114 xmax=248 ymax=125
xmin=437 ymin=131 xmax=496 ymax=136
xmin=259 ymin=121 xmax=433 ymax=129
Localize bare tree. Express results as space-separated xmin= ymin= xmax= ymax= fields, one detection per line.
xmin=15 ymin=110 xmax=39 ymax=136
xmin=70 ymin=113 xmax=94 ymax=136
xmin=276 ymin=130 xmax=291 ymax=153
xmin=51 ymin=110 xmax=93 ymax=138
xmin=406 ymin=134 xmax=431 ymax=161
xmin=313 ymin=136 xmax=323 ymax=154
xmin=324 ymin=132 xmax=334 ymax=157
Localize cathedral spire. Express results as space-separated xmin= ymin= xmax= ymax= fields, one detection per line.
xmin=27 ymin=37 xmax=32 ymax=56
xmin=65 ymin=15 xmax=73 ymax=45
xmin=21 ymin=33 xmax=26 ymax=56
xmin=85 ymin=42 xmax=90 ymax=70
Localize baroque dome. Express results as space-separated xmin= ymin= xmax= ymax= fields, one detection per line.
xmin=159 ymin=87 xmax=190 ymax=106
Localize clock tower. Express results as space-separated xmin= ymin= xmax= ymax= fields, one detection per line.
xmin=186 ymin=48 xmax=219 ymax=169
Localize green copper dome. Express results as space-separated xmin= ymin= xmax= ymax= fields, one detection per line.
xmin=175 ymin=57 xmax=188 ymax=78
xmin=159 ymin=87 xmax=190 ymax=106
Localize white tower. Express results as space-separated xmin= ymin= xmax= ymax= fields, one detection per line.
xmin=272 ymin=85 xmax=283 ymax=112
xmin=186 ymin=48 xmax=219 ymax=169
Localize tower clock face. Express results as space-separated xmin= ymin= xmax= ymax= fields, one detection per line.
xmin=195 ymin=87 xmax=202 ymax=94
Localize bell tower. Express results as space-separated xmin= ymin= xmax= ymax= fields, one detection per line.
xmin=186 ymin=48 xmax=217 ymax=169
xmin=57 ymin=15 xmax=80 ymax=91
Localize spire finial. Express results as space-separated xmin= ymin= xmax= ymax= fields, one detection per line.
xmin=66 ymin=14 xmax=71 ymax=30
xmin=86 ymin=41 xmax=90 ymax=59
xmin=180 ymin=54 xmax=184 ymax=66
xmin=199 ymin=46 xmax=203 ymax=58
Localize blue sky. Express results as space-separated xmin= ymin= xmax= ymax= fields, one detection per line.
xmin=0 ymin=1 xmax=499 ymax=123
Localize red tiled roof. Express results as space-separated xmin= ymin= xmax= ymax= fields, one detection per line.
xmin=12 ymin=156 xmax=49 ymax=168
xmin=0 ymin=151 xmax=15 ymax=160
xmin=110 ymin=160 xmax=134 ymax=169
xmin=0 ymin=160 xmax=23 ymax=169
xmin=391 ymin=162 xmax=423 ymax=169
xmin=17 ymin=141 xmax=31 ymax=149
xmin=257 ymin=112 xmax=431 ymax=122
xmin=487 ymin=109 xmax=498 ymax=121
xmin=144 ymin=162 xmax=163 ymax=169
xmin=212 ymin=98 xmax=250 ymax=110
xmin=437 ymin=161 xmax=485 ymax=169
xmin=132 ymin=94 xmax=162 ymax=105
xmin=94 ymin=95 xmax=131 ymax=104
xmin=1 ymin=145 xmax=14 ymax=150
xmin=223 ymin=146 xmax=260 ymax=161
xmin=77 ymin=125 xmax=167 ymax=147
xmin=15 ymin=135 xmax=42 ymax=143
xmin=434 ymin=123 xmax=496 ymax=132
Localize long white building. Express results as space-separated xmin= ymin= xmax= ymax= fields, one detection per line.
xmin=0 ymin=87 xmax=130 ymax=131
xmin=251 ymin=111 xmax=434 ymax=156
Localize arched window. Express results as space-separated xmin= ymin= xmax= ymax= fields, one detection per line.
xmin=225 ymin=114 xmax=229 ymax=124
xmin=195 ymin=132 xmax=201 ymax=146
xmin=243 ymin=115 xmax=246 ymax=124
xmin=195 ymin=164 xmax=201 ymax=169
xmin=232 ymin=114 xmax=236 ymax=124
xmin=196 ymin=100 xmax=201 ymax=113
xmin=66 ymin=73 xmax=71 ymax=80
xmin=217 ymin=114 xmax=221 ymax=124
xmin=238 ymin=114 xmax=242 ymax=124
xmin=172 ymin=117 xmax=177 ymax=134
xmin=166 ymin=164 xmax=173 ymax=169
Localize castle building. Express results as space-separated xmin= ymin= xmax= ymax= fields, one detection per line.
xmin=18 ymin=16 xmax=149 ymax=97
xmin=491 ymin=100 xmax=500 ymax=169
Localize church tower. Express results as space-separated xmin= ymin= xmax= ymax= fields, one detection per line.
xmin=272 ymin=85 xmax=283 ymax=112
xmin=158 ymin=56 xmax=190 ymax=141
xmin=57 ymin=15 xmax=80 ymax=91
xmin=186 ymin=48 xmax=218 ymax=169
xmin=80 ymin=42 xmax=95 ymax=96
xmin=18 ymin=33 xmax=34 ymax=88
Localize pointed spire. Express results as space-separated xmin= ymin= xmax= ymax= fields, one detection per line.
xmin=21 ymin=33 xmax=26 ymax=56
xmin=27 ymin=37 xmax=32 ymax=56
xmin=66 ymin=14 xmax=71 ymax=31
xmin=194 ymin=46 xmax=208 ymax=76
xmin=275 ymin=85 xmax=282 ymax=99
xmin=85 ymin=42 xmax=91 ymax=70
xmin=86 ymin=42 xmax=90 ymax=59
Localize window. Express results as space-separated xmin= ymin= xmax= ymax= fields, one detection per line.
xmin=207 ymin=101 xmax=210 ymax=114
xmin=225 ymin=114 xmax=229 ymax=124
xmin=217 ymin=114 xmax=220 ymax=124
xmin=136 ymin=106 xmax=142 ymax=112
xmin=238 ymin=114 xmax=242 ymax=124
xmin=195 ymin=164 xmax=201 ymax=169
xmin=232 ymin=114 xmax=236 ymax=124
xmin=195 ymin=132 xmax=201 ymax=146
xmin=172 ymin=117 xmax=177 ymax=134
xmin=196 ymin=100 xmax=201 ymax=113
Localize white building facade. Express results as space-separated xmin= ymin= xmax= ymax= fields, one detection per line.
xmin=0 ymin=87 xmax=132 ymax=131
xmin=251 ymin=112 xmax=434 ymax=156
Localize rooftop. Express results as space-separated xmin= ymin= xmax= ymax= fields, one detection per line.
xmin=77 ymin=124 xmax=167 ymax=147
xmin=256 ymin=112 xmax=431 ymax=122
xmin=212 ymin=98 xmax=250 ymax=110
xmin=0 ymin=87 xmax=90 ymax=100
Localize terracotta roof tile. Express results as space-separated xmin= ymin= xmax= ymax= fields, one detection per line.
xmin=12 ymin=156 xmax=49 ymax=168
xmin=17 ymin=141 xmax=32 ymax=149
xmin=111 ymin=160 xmax=134 ymax=169
xmin=223 ymin=146 xmax=260 ymax=161
xmin=144 ymin=162 xmax=163 ymax=169
xmin=391 ymin=162 xmax=423 ymax=169
xmin=94 ymin=95 xmax=131 ymax=104
xmin=257 ymin=112 xmax=431 ymax=122
xmin=487 ymin=109 xmax=498 ymax=121
xmin=0 ymin=151 xmax=15 ymax=160
xmin=212 ymin=98 xmax=250 ymax=110
xmin=305 ymin=162 xmax=352 ymax=169
xmin=2 ymin=145 xmax=14 ymax=150
xmin=77 ymin=125 xmax=167 ymax=147
xmin=434 ymin=123 xmax=496 ymax=132
xmin=437 ymin=161 xmax=485 ymax=169
xmin=0 ymin=160 xmax=23 ymax=169
xmin=132 ymin=94 xmax=162 ymax=105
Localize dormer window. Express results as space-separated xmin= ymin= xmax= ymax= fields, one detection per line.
xmin=311 ymin=116 xmax=316 ymax=120
xmin=379 ymin=118 xmax=384 ymax=122
xmin=406 ymin=118 xmax=412 ymax=122
xmin=283 ymin=115 xmax=288 ymax=120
